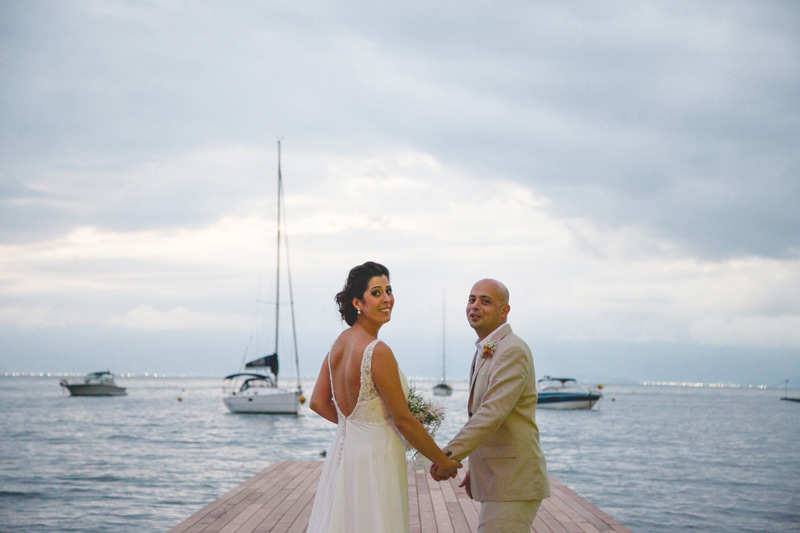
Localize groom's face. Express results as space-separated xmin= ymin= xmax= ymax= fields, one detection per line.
xmin=466 ymin=280 xmax=509 ymax=340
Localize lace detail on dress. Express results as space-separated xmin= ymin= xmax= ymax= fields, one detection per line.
xmin=359 ymin=339 xmax=380 ymax=403
xmin=308 ymin=338 xmax=410 ymax=533
xmin=350 ymin=339 xmax=394 ymax=424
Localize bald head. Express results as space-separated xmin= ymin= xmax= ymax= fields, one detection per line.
xmin=477 ymin=279 xmax=509 ymax=305
xmin=466 ymin=279 xmax=511 ymax=340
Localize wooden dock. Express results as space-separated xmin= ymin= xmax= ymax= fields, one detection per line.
xmin=171 ymin=461 xmax=630 ymax=533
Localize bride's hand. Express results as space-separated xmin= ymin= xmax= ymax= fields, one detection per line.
xmin=431 ymin=458 xmax=461 ymax=481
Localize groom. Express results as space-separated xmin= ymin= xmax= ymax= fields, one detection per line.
xmin=431 ymin=279 xmax=549 ymax=532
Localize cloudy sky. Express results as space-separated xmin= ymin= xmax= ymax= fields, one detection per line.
xmin=2 ymin=1 xmax=798 ymax=386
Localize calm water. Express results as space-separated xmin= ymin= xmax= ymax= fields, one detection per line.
xmin=1 ymin=377 xmax=799 ymax=532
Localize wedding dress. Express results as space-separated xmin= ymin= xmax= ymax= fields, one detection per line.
xmin=307 ymin=339 xmax=410 ymax=533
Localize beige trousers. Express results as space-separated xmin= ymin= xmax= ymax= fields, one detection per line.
xmin=477 ymin=499 xmax=542 ymax=533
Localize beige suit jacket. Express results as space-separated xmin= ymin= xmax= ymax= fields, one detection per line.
xmin=446 ymin=324 xmax=550 ymax=502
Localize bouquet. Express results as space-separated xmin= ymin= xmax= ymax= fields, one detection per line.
xmin=406 ymin=383 xmax=445 ymax=455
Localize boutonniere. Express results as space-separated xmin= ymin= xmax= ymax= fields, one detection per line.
xmin=482 ymin=341 xmax=496 ymax=359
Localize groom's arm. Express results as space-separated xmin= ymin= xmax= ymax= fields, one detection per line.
xmin=445 ymin=344 xmax=529 ymax=461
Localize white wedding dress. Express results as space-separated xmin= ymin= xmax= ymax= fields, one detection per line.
xmin=307 ymin=339 xmax=410 ymax=533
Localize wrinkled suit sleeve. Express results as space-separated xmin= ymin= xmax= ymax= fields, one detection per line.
xmin=446 ymin=345 xmax=529 ymax=461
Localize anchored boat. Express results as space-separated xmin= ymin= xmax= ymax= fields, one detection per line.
xmin=223 ymin=141 xmax=303 ymax=414
xmin=432 ymin=291 xmax=453 ymax=397
xmin=60 ymin=371 xmax=127 ymax=396
xmin=537 ymin=376 xmax=602 ymax=410
xmin=780 ymin=379 xmax=800 ymax=403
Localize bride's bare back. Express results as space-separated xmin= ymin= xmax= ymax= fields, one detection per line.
xmin=328 ymin=329 xmax=374 ymax=417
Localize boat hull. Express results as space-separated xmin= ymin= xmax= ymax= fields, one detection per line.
xmin=223 ymin=388 xmax=300 ymax=414
xmin=63 ymin=384 xmax=127 ymax=396
xmin=432 ymin=383 xmax=453 ymax=397
xmin=537 ymin=392 xmax=601 ymax=410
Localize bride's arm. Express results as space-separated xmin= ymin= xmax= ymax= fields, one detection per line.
xmin=372 ymin=343 xmax=461 ymax=476
xmin=309 ymin=354 xmax=338 ymax=424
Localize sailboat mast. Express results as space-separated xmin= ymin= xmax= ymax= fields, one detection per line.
xmin=276 ymin=145 xmax=302 ymax=394
xmin=282 ymin=212 xmax=302 ymax=393
xmin=442 ymin=289 xmax=446 ymax=381
xmin=274 ymin=141 xmax=282 ymax=364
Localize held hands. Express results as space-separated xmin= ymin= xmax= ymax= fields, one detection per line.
xmin=429 ymin=456 xmax=462 ymax=482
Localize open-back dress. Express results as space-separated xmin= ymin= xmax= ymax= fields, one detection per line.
xmin=307 ymin=339 xmax=410 ymax=532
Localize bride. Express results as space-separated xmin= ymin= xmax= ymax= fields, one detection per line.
xmin=307 ymin=261 xmax=461 ymax=532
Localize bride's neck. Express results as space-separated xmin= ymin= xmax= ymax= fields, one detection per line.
xmin=352 ymin=320 xmax=381 ymax=339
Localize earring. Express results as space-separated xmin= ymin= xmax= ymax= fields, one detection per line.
xmin=357 ymin=309 xmax=361 ymax=315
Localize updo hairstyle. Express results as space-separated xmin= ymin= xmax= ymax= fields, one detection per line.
xmin=335 ymin=261 xmax=390 ymax=326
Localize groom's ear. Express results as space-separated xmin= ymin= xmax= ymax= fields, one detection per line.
xmin=502 ymin=304 xmax=510 ymax=320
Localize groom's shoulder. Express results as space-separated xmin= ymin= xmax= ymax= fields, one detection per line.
xmin=497 ymin=324 xmax=522 ymax=344
xmin=498 ymin=327 xmax=532 ymax=353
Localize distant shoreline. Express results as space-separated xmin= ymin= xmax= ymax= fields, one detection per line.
xmin=3 ymin=372 xmax=798 ymax=391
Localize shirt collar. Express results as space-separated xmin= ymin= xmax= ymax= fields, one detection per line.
xmin=475 ymin=323 xmax=509 ymax=349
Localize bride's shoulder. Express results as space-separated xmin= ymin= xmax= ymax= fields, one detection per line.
xmin=370 ymin=340 xmax=397 ymax=366
xmin=328 ymin=333 xmax=347 ymax=355
xmin=330 ymin=330 xmax=382 ymax=361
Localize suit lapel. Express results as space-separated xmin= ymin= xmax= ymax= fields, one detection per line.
xmin=467 ymin=324 xmax=513 ymax=415
xmin=468 ymin=349 xmax=478 ymax=415
xmin=468 ymin=355 xmax=486 ymax=416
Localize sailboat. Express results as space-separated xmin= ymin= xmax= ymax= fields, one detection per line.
xmin=781 ymin=379 xmax=800 ymax=403
xmin=432 ymin=291 xmax=453 ymax=397
xmin=223 ymin=141 xmax=304 ymax=414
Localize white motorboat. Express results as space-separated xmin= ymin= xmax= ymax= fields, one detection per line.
xmin=432 ymin=291 xmax=453 ymax=397
xmin=223 ymin=141 xmax=303 ymax=415
xmin=537 ymin=376 xmax=602 ymax=410
xmin=60 ymin=371 xmax=127 ymax=396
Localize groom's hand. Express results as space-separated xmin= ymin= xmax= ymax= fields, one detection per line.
xmin=429 ymin=463 xmax=446 ymax=482
xmin=430 ymin=460 xmax=461 ymax=482
xmin=458 ymin=470 xmax=472 ymax=498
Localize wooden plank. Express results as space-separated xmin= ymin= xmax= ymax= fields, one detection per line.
xmin=216 ymin=465 xmax=306 ymax=533
xmin=169 ymin=462 xmax=297 ymax=533
xmin=550 ymin=478 xmax=630 ymax=533
xmin=450 ymin=471 xmax=479 ymax=531
xmin=171 ymin=461 xmax=630 ymax=533
xmin=408 ymin=466 xmax=421 ymax=533
xmin=208 ymin=461 xmax=308 ymax=533
xmin=285 ymin=464 xmax=322 ymax=533
xmin=414 ymin=469 xmax=437 ymax=533
xmin=548 ymin=478 xmax=631 ymax=533
xmin=535 ymin=506 xmax=567 ymax=533
xmin=268 ymin=465 xmax=319 ymax=532
xmin=243 ymin=462 xmax=319 ymax=532
xmin=425 ymin=470 xmax=455 ymax=533
xmin=437 ymin=474 xmax=470 ymax=533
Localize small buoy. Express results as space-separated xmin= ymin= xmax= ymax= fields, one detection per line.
xmin=177 ymin=397 xmax=182 ymax=402
xmin=611 ymin=397 xmax=616 ymax=402
xmin=299 ymin=396 xmax=306 ymax=404
xmin=597 ymin=384 xmax=603 ymax=390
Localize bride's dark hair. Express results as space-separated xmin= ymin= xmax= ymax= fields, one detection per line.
xmin=335 ymin=261 xmax=390 ymax=326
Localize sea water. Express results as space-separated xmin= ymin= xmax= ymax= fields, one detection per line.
xmin=1 ymin=376 xmax=798 ymax=532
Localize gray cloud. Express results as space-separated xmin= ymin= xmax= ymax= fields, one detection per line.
xmin=3 ymin=2 xmax=798 ymax=247
xmin=2 ymin=1 xmax=799 ymax=381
